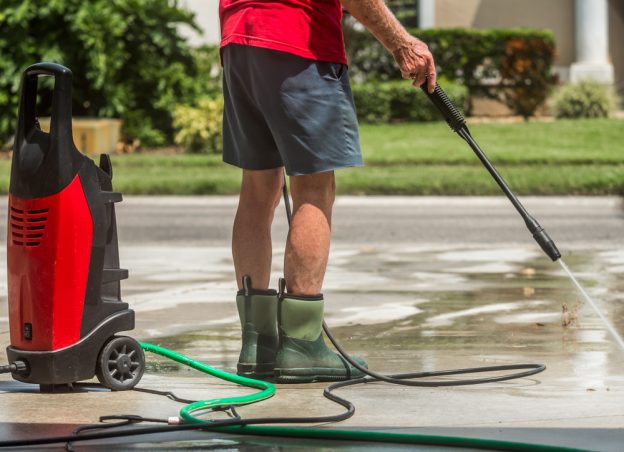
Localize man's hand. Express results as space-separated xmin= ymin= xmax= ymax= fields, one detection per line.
xmin=392 ymin=36 xmax=436 ymax=92
xmin=340 ymin=0 xmax=437 ymax=92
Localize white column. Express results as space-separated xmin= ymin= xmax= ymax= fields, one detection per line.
xmin=570 ymin=0 xmax=614 ymax=83
xmin=419 ymin=0 xmax=435 ymax=29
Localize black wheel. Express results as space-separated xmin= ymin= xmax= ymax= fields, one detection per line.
xmin=96 ymin=336 xmax=145 ymax=391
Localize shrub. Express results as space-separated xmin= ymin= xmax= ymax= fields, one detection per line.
xmin=344 ymin=26 xmax=556 ymax=117
xmin=352 ymin=79 xmax=468 ymax=124
xmin=552 ymin=81 xmax=619 ymax=119
xmin=351 ymin=83 xmax=392 ymax=123
xmin=343 ymin=17 xmax=397 ymax=83
xmin=192 ymin=45 xmax=223 ymax=99
xmin=0 ymin=0 xmax=220 ymax=147
xmin=173 ymin=97 xmax=224 ymax=153
xmin=499 ymin=36 xmax=556 ymax=118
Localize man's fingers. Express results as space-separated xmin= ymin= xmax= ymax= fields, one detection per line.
xmin=411 ymin=70 xmax=426 ymax=89
xmin=396 ymin=45 xmax=436 ymax=91
xmin=427 ymin=68 xmax=436 ymax=93
xmin=427 ymin=71 xmax=437 ymax=93
xmin=426 ymin=55 xmax=436 ymax=93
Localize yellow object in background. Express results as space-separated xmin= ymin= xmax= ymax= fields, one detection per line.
xmin=38 ymin=118 xmax=121 ymax=155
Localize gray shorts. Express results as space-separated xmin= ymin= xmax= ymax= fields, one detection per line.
xmin=222 ymin=44 xmax=363 ymax=176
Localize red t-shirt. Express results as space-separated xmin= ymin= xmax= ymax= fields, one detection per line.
xmin=219 ymin=0 xmax=347 ymax=64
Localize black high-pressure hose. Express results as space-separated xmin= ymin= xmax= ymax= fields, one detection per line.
xmin=0 ymin=361 xmax=27 ymax=375
xmin=281 ymin=172 xmax=546 ymax=387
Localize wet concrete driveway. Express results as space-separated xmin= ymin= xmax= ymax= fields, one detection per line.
xmin=0 ymin=196 xmax=623 ymax=450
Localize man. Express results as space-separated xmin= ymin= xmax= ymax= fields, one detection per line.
xmin=220 ymin=0 xmax=436 ymax=383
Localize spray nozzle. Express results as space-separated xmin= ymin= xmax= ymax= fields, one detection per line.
xmin=531 ymin=227 xmax=561 ymax=262
xmin=524 ymin=215 xmax=561 ymax=261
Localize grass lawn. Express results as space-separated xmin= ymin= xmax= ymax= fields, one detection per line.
xmin=1 ymin=118 xmax=622 ymax=195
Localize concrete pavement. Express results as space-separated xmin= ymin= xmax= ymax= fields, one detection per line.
xmin=0 ymin=196 xmax=623 ymax=450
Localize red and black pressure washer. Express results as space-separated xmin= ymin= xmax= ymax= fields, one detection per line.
xmin=3 ymin=62 xmax=144 ymax=392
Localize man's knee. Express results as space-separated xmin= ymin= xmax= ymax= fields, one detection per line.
xmin=239 ymin=168 xmax=284 ymax=212
xmin=290 ymin=172 xmax=336 ymax=212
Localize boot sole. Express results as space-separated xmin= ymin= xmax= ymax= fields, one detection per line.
xmin=237 ymin=363 xmax=274 ymax=380
xmin=273 ymin=367 xmax=365 ymax=384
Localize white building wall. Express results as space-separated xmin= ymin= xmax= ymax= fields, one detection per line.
xmin=179 ymin=0 xmax=221 ymax=46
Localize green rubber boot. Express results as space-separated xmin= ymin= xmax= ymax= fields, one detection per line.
xmin=236 ymin=276 xmax=278 ymax=379
xmin=274 ymin=280 xmax=368 ymax=383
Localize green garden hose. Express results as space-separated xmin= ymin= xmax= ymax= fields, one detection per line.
xmin=140 ymin=342 xmax=275 ymax=418
xmin=138 ymin=342 xmax=587 ymax=452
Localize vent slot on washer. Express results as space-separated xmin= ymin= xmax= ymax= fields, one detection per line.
xmin=10 ymin=207 xmax=49 ymax=247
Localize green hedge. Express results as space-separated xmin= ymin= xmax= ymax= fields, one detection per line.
xmin=0 ymin=1 xmax=221 ymax=147
xmin=344 ymin=25 xmax=556 ymax=118
xmin=352 ymin=79 xmax=468 ymax=124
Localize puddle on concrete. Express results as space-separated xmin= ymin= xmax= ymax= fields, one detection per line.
xmin=88 ymin=244 xmax=623 ymax=393
xmin=0 ymin=244 xmax=622 ymax=388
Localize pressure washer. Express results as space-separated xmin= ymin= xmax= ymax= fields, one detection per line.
xmin=0 ymin=62 xmax=145 ymax=392
xmin=0 ymin=63 xmax=614 ymax=451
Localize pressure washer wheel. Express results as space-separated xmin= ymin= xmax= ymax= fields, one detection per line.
xmin=96 ymin=336 xmax=145 ymax=391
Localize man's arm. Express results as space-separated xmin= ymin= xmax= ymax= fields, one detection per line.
xmin=340 ymin=0 xmax=436 ymax=92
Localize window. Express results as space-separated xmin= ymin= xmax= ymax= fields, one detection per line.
xmin=387 ymin=0 xmax=419 ymax=27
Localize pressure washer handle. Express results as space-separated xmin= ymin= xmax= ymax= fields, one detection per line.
xmin=420 ymin=83 xmax=466 ymax=133
xmin=16 ymin=62 xmax=74 ymax=146
xmin=12 ymin=62 xmax=80 ymax=191
xmin=25 ymin=62 xmax=73 ymax=81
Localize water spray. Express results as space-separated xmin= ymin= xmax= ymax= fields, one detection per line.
xmin=422 ymin=83 xmax=624 ymax=353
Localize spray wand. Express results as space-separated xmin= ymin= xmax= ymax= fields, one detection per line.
xmin=421 ymin=84 xmax=561 ymax=262
xmin=422 ymin=83 xmax=624 ymax=353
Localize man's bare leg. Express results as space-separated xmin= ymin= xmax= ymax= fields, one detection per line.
xmin=232 ymin=168 xmax=284 ymax=289
xmin=275 ymin=171 xmax=367 ymax=382
xmin=284 ymin=171 xmax=335 ymax=295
